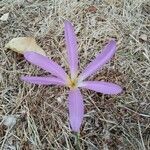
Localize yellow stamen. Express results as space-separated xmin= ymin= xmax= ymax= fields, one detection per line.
xmin=67 ymin=77 xmax=77 ymax=89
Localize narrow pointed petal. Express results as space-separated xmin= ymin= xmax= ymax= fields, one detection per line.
xmin=64 ymin=21 xmax=78 ymax=79
xmin=79 ymin=81 xmax=122 ymax=94
xmin=68 ymin=88 xmax=84 ymax=132
xmin=79 ymin=40 xmax=117 ymax=81
xmin=21 ymin=76 xmax=65 ymax=86
xmin=24 ymin=51 xmax=67 ymax=81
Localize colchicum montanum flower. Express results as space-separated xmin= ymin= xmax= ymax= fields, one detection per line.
xmin=21 ymin=21 xmax=122 ymax=132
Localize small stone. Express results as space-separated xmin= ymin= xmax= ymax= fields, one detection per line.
xmin=0 ymin=13 xmax=9 ymax=21
xmin=2 ymin=115 xmax=17 ymax=127
xmin=0 ymin=73 xmax=2 ymax=81
xmin=139 ymin=34 xmax=147 ymax=41
xmin=57 ymin=97 xmax=62 ymax=103
xmin=26 ymin=0 xmax=34 ymax=3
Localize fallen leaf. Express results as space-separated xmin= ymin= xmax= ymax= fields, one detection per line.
xmin=0 ymin=13 xmax=9 ymax=21
xmin=5 ymin=37 xmax=46 ymax=56
xmin=86 ymin=6 xmax=97 ymax=13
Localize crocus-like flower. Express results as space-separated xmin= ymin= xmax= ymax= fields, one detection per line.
xmin=21 ymin=21 xmax=122 ymax=132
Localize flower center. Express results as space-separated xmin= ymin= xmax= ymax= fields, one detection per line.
xmin=67 ymin=78 xmax=78 ymax=89
xmin=70 ymin=80 xmax=76 ymax=88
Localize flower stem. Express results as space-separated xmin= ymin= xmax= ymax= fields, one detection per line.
xmin=75 ymin=132 xmax=81 ymax=150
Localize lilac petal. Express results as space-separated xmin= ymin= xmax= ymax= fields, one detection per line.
xmin=24 ymin=51 xmax=67 ymax=82
xmin=21 ymin=76 xmax=65 ymax=86
xmin=79 ymin=81 xmax=122 ymax=94
xmin=68 ymin=88 xmax=84 ymax=132
xmin=79 ymin=40 xmax=117 ymax=81
xmin=64 ymin=21 xmax=78 ymax=79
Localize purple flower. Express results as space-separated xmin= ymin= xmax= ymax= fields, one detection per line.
xmin=21 ymin=21 xmax=122 ymax=132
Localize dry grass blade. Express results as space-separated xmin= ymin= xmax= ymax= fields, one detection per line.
xmin=0 ymin=0 xmax=149 ymax=149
